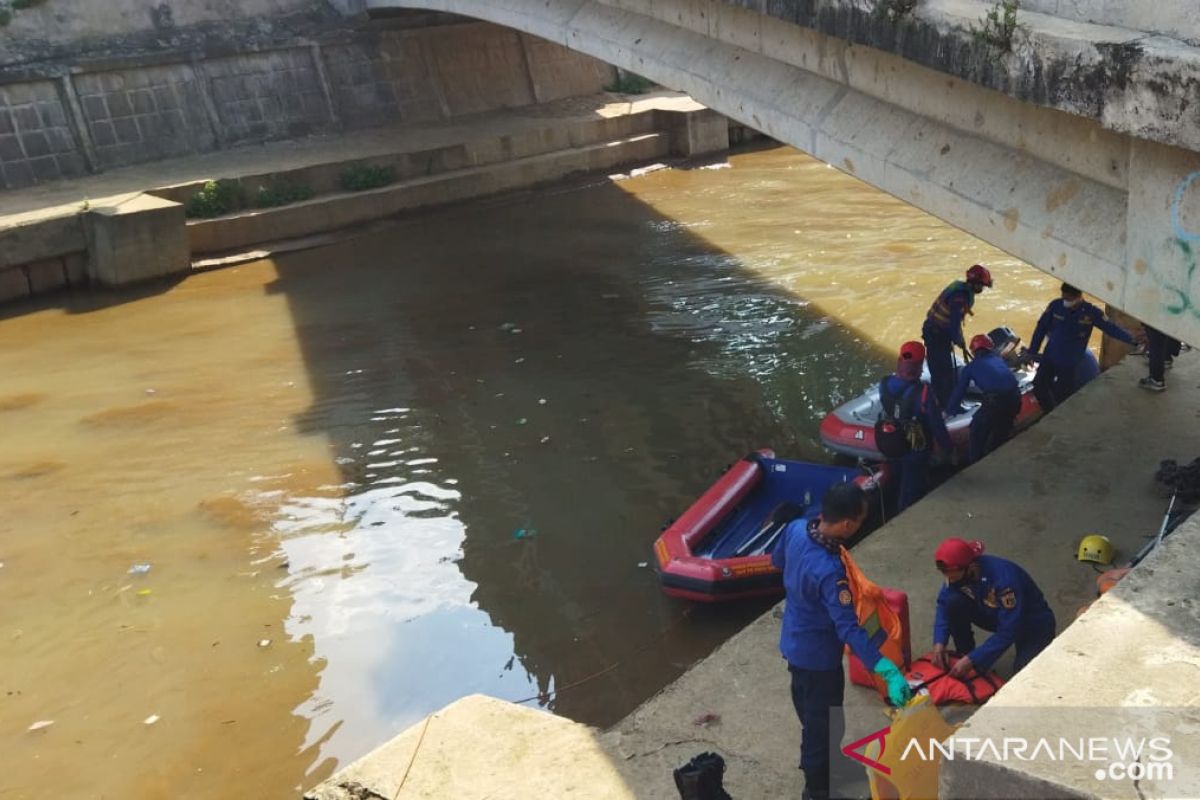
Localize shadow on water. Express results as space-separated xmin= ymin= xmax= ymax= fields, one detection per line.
xmin=266 ymin=165 xmax=899 ymax=746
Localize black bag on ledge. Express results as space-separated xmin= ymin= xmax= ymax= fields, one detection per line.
xmin=673 ymin=751 xmax=733 ymax=800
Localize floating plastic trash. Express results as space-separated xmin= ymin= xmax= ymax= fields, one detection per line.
xmin=136 ymin=589 xmax=152 ymax=597
xmin=27 ymin=720 xmax=54 ymax=732
xmin=128 ymin=564 xmax=151 ymax=575
xmin=257 ymin=639 xmax=272 ymax=648
xmin=512 ymin=528 xmax=538 ymax=540
xmin=143 ymin=714 xmax=160 ymax=726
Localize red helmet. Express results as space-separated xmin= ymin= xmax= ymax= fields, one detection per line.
xmin=899 ymin=340 xmax=926 ymax=363
xmin=969 ymin=333 xmax=994 ymax=353
xmin=934 ymin=537 xmax=985 ymax=570
xmin=966 ymin=264 xmax=993 ymax=287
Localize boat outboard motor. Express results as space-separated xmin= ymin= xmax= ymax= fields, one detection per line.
xmin=986 ymin=326 xmax=1024 ymax=366
xmin=673 ymin=751 xmax=733 ymax=800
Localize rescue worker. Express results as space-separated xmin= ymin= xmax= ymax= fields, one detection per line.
xmin=1028 ymin=283 xmax=1136 ymax=411
xmin=772 ymin=482 xmax=911 ymax=800
xmin=931 ymin=537 xmax=1056 ymax=679
xmin=945 ymin=333 xmax=1021 ymax=464
xmin=880 ymin=341 xmax=953 ymax=512
xmin=923 ymin=264 xmax=994 ymax=407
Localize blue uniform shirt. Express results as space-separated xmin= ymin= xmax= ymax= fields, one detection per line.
xmin=880 ymin=375 xmax=953 ymax=453
xmin=1029 ymin=299 xmax=1135 ymax=368
xmin=771 ymin=519 xmax=883 ymax=671
xmin=933 ymin=554 xmax=1055 ymax=672
xmin=946 ymin=351 xmax=1019 ymax=413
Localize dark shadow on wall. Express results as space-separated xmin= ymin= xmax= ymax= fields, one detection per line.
xmin=264 ymin=167 xmax=899 ymax=730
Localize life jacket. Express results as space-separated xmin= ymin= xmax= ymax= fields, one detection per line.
xmin=841 ymin=548 xmax=909 ymax=702
xmin=926 ymin=280 xmax=975 ymax=332
xmin=876 ymin=380 xmax=929 ymax=458
xmin=905 ymin=651 xmax=1005 ymax=705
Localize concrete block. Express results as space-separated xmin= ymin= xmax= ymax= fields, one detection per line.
xmin=662 ymin=108 xmax=730 ymax=157
xmin=85 ymin=193 xmax=190 ymax=286
xmin=0 ymin=268 xmax=30 ymax=305
xmin=63 ymin=252 xmax=88 ymax=287
xmin=25 ymin=258 xmax=66 ymax=295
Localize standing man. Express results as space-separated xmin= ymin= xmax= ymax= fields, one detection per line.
xmin=923 ymin=264 xmax=994 ymax=407
xmin=879 ymin=342 xmax=953 ymax=512
xmin=1139 ymin=324 xmax=1182 ymax=392
xmin=1028 ymin=283 xmax=1136 ymax=411
xmin=930 ymin=538 xmax=1056 ymax=678
xmin=772 ymin=483 xmax=911 ymax=800
xmin=946 ymin=333 xmax=1021 ymax=464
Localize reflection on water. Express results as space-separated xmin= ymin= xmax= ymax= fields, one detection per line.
xmin=0 ymin=144 xmax=1061 ymax=797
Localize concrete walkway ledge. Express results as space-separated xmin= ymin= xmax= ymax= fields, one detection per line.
xmin=304 ymin=694 xmax=638 ymax=800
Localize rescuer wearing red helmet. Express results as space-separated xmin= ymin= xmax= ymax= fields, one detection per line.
xmin=944 ymin=332 xmax=1021 ymax=463
xmin=878 ymin=341 xmax=952 ymax=512
xmin=931 ymin=538 xmax=1056 ymax=679
xmin=922 ymin=265 xmax=993 ymax=408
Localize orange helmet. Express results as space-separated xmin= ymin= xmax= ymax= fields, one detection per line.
xmin=969 ymin=333 xmax=994 ymax=354
xmin=966 ymin=264 xmax=993 ymax=287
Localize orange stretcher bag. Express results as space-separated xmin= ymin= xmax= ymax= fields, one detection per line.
xmin=905 ymin=651 xmax=1005 ymax=705
xmin=841 ymin=547 xmax=911 ymax=701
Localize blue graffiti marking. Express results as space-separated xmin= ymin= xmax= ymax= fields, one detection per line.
xmin=1170 ymin=171 xmax=1200 ymax=242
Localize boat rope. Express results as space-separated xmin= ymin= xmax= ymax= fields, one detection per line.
xmin=509 ymin=606 xmax=696 ymax=707
xmin=394 ymin=712 xmax=434 ymax=799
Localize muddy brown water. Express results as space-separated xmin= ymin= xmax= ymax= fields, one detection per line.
xmin=0 ymin=145 xmax=1073 ymax=798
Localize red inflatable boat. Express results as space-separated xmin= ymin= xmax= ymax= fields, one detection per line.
xmin=653 ymin=451 xmax=885 ymax=602
xmin=819 ymin=327 xmax=1099 ymax=461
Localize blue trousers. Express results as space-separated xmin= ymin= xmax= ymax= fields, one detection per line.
xmin=1032 ymin=359 xmax=1076 ymax=412
xmin=790 ymin=665 xmax=846 ymax=800
xmin=968 ymin=390 xmax=1020 ymax=464
xmin=941 ymin=591 xmax=1057 ymax=674
xmin=922 ymin=325 xmax=956 ymax=408
xmin=893 ymin=449 xmax=931 ymax=513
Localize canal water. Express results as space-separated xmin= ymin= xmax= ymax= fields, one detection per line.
xmin=0 ymin=145 xmax=1066 ymax=798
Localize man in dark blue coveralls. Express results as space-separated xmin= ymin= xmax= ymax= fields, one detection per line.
xmin=1028 ymin=283 xmax=1136 ymax=411
xmin=880 ymin=342 xmax=953 ymax=512
xmin=772 ymin=483 xmax=911 ymax=800
xmin=923 ymin=264 xmax=994 ymax=407
xmin=946 ymin=333 xmax=1021 ymax=464
xmin=930 ymin=538 xmax=1056 ymax=679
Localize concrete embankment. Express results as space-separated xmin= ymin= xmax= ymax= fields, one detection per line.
xmin=307 ymin=351 xmax=1200 ymax=798
xmin=0 ymin=91 xmax=732 ymax=306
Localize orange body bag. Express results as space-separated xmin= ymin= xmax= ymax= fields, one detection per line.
xmin=841 ymin=548 xmax=911 ymax=701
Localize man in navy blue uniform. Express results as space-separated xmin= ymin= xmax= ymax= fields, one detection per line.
xmin=923 ymin=264 xmax=993 ymax=407
xmin=880 ymin=341 xmax=953 ymax=512
xmin=946 ymin=333 xmax=1021 ymax=464
xmin=772 ymin=483 xmax=910 ymax=800
xmin=930 ymin=537 xmax=1056 ymax=679
xmin=1028 ymin=283 xmax=1135 ymax=411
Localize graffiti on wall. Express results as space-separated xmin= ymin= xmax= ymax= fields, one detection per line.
xmin=1162 ymin=172 xmax=1200 ymax=319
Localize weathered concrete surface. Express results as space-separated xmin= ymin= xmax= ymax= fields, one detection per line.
xmin=306 ymin=694 xmax=638 ymax=800
xmin=370 ymin=0 xmax=1200 ymax=349
xmin=308 ymin=349 xmax=1200 ymax=798
xmin=187 ymin=130 xmax=671 ymax=254
xmin=0 ymin=92 xmax=703 ymax=299
xmin=1 ymin=19 xmax=615 ymax=189
xmin=84 ymin=193 xmax=190 ymax=285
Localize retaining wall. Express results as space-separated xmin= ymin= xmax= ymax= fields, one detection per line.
xmin=0 ymin=20 xmax=616 ymax=190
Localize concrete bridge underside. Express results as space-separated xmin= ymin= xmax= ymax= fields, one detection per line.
xmin=368 ymin=0 xmax=1200 ymax=346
